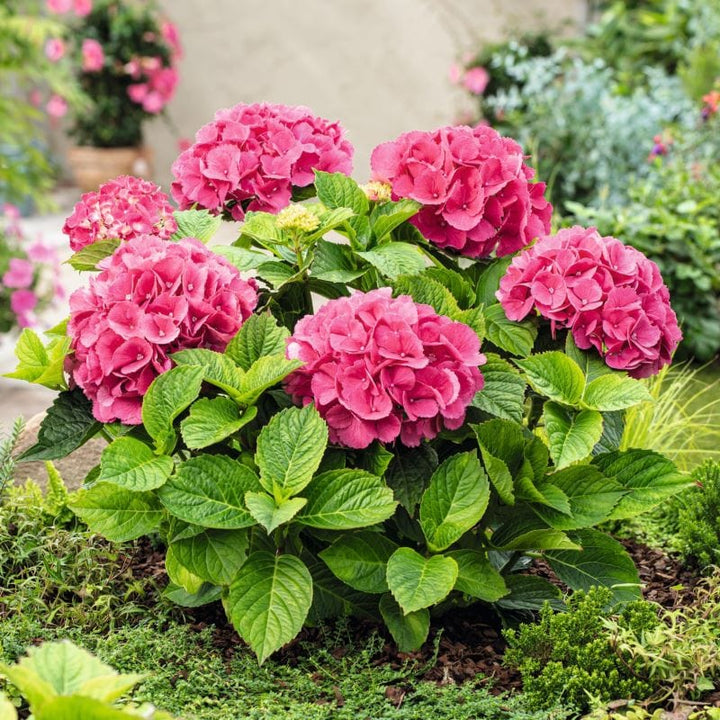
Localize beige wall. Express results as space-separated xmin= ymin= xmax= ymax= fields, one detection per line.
xmin=112 ymin=1 xmax=588 ymax=189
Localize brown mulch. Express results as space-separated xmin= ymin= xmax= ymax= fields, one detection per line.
xmin=119 ymin=536 xmax=703 ymax=693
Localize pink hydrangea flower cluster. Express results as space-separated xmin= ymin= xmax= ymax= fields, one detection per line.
xmin=370 ymin=124 xmax=552 ymax=258
xmin=62 ymin=175 xmax=177 ymax=252
xmin=285 ymin=288 xmax=486 ymax=449
xmin=496 ymin=226 xmax=682 ymax=378
xmin=67 ymin=235 xmax=258 ymax=424
xmin=171 ymin=102 xmax=354 ymax=220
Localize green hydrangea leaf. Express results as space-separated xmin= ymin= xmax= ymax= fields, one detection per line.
xmin=371 ymin=198 xmax=421 ymax=241
xmin=378 ymin=594 xmax=430 ymax=652
xmin=227 ymin=551 xmax=313 ymax=664
xmin=244 ymin=492 xmax=307 ymax=534
xmin=69 ymin=483 xmax=162 ymax=542
xmin=582 ymin=373 xmax=653 ymax=411
xmin=225 ymin=314 xmax=290 ymax=371
xmin=543 ymin=402 xmax=604 ymax=469
xmin=4 ymin=328 xmax=70 ymax=390
xmin=171 ymin=349 xmax=245 ymax=400
xmin=97 ymin=436 xmax=172 ymax=491
xmin=319 ymin=532 xmax=398 ymax=594
xmin=419 ymin=452 xmax=490 ymax=552
xmin=314 ymin=171 xmax=369 ymax=215
xmin=357 ymin=243 xmax=427 ymax=279
xmin=234 ymin=354 xmax=303 ymax=406
xmin=386 ymin=548 xmax=458 ymax=614
xmin=311 ymin=239 xmax=366 ymax=283
xmin=483 ymin=303 xmax=537 ymax=357
xmin=447 ymin=549 xmax=508 ymax=602
xmin=515 ymin=351 xmax=586 ymax=406
xmin=157 ymin=455 xmax=261 ymax=529
xmin=255 ymin=404 xmax=328 ymax=500
xmin=298 ymin=469 xmax=397 ymax=530
xmin=66 ymin=238 xmax=121 ymax=271
xmin=472 ymin=353 xmax=527 ymax=423
xmin=180 ymin=398 xmax=257 ymax=449
xmin=171 ymin=208 xmax=222 ymax=243
xmin=170 ymin=528 xmax=249 ymax=585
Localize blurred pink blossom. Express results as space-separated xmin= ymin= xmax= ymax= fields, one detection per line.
xmin=3 ymin=259 xmax=34 ymax=289
xmin=44 ymin=38 xmax=66 ymax=62
xmin=46 ymin=94 xmax=68 ymax=118
xmin=81 ymin=39 xmax=104 ymax=72
xmin=46 ymin=0 xmax=72 ymax=13
xmin=73 ymin=0 xmax=92 ymax=15
xmin=462 ymin=66 xmax=489 ymax=95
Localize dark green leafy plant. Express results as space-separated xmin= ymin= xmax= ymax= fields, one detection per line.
xmin=504 ymin=588 xmax=657 ymax=711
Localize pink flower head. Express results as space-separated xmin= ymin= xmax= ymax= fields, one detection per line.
xmin=161 ymin=20 xmax=183 ymax=59
xmin=462 ymin=66 xmax=490 ymax=95
xmin=371 ymin=125 xmax=552 ymax=258
xmin=46 ymin=0 xmax=72 ymax=12
xmin=73 ymin=0 xmax=92 ymax=16
xmin=44 ymin=38 xmax=66 ymax=62
xmin=46 ymin=94 xmax=67 ymax=118
xmin=11 ymin=289 xmax=38 ymax=327
xmin=62 ymin=175 xmax=178 ymax=252
xmin=285 ymin=288 xmax=486 ymax=449
xmin=496 ymin=226 xmax=682 ymax=378
xmin=171 ymin=102 xmax=354 ymax=220
xmin=2 ymin=258 xmax=34 ymax=289
xmin=67 ymin=236 xmax=258 ymax=424
xmin=81 ymin=38 xmax=104 ymax=72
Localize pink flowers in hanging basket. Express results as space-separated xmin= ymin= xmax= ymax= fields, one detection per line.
xmin=497 ymin=226 xmax=682 ymax=378
xmin=285 ymin=288 xmax=486 ymax=449
xmin=171 ymin=102 xmax=354 ymax=220
xmin=67 ymin=235 xmax=258 ymax=424
xmin=62 ymin=175 xmax=177 ymax=251
xmin=370 ymin=124 xmax=552 ymax=258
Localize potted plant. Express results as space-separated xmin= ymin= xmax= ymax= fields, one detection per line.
xmin=47 ymin=0 xmax=181 ymax=191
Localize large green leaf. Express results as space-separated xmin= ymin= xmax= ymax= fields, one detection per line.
xmin=471 ymin=418 xmax=525 ymax=473
xmin=298 ymin=469 xmax=397 ymax=530
xmin=18 ymin=388 xmax=100 ymax=462
xmin=0 ymin=693 xmax=16 ymax=720
xmin=386 ymin=548 xmax=458 ymax=614
xmin=163 ymin=582 xmax=223 ymax=608
xmin=543 ymin=402 xmax=604 ymax=469
xmin=69 ymin=483 xmax=162 ymax=542
xmin=471 ymin=353 xmax=526 ymax=423
xmin=385 ymin=444 xmax=438 ymax=512
xmin=319 ymin=532 xmax=398 ymax=594
xmin=172 ymin=208 xmax=222 ymax=242
xmin=255 ymin=405 xmax=328 ymax=500
xmin=582 ymin=374 xmax=652 ymax=411
xmin=214 ymin=245 xmax=270 ymax=272
xmin=495 ymin=575 xmax=563 ymax=611
xmin=227 ymin=552 xmax=313 ymax=664
xmin=171 ymin=349 xmax=244 ymax=399
xmin=532 ymin=465 xmax=625 ymax=530
xmin=244 ymin=492 xmax=307 ymax=534
xmin=546 ymin=529 xmax=642 ymax=603
xmin=371 ymin=198 xmax=421 ymax=241
xmin=565 ymin=334 xmax=613 ymax=384
xmin=97 ymin=437 xmax=172 ymax=491
xmin=475 ymin=257 xmax=513 ymax=307
xmin=312 ymin=239 xmax=366 ymax=283
xmin=157 ymin=455 xmax=261 ymax=529
xmin=180 ymin=398 xmax=256 ymax=450
xmin=378 ymin=594 xmax=430 ymax=653
xmin=66 ymin=238 xmax=121 ymax=271
xmin=306 ymin=561 xmax=378 ymax=625
xmin=234 ymin=355 xmax=303 ymax=406
xmin=314 ymin=170 xmax=369 ymax=215
xmin=592 ymin=450 xmax=691 ymax=519
xmin=419 ymin=452 xmax=490 ymax=552
xmin=392 ymin=274 xmax=460 ymax=317
xmin=477 ymin=441 xmax=514 ymax=506
xmin=225 ymin=313 xmax=290 ymax=371
xmin=446 ymin=549 xmax=508 ymax=602
xmin=170 ymin=528 xmax=249 ymax=586
xmin=357 ymin=243 xmax=427 ymax=279
xmin=483 ymin=303 xmax=536 ymax=357
xmin=4 ymin=328 xmax=70 ymax=390
xmin=515 ymin=352 xmax=586 ymax=406
xmin=141 ymin=366 xmax=204 ymax=454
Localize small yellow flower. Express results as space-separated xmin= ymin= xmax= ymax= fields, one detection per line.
xmin=276 ymin=204 xmax=321 ymax=233
xmin=360 ymin=181 xmax=392 ymax=203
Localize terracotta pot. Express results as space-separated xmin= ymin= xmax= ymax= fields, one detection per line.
xmin=67 ymin=145 xmax=154 ymax=193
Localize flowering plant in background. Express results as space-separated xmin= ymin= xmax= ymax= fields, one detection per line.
xmin=46 ymin=0 xmax=181 ymax=147
xmin=8 ymin=104 xmax=689 ymax=667
xmin=171 ymin=102 xmax=354 ymax=220
xmin=63 ymin=174 xmax=177 ymax=251
xmin=0 ymin=205 xmax=62 ymax=332
xmin=370 ymin=124 xmax=552 ymax=258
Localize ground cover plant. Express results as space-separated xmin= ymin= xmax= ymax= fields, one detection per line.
xmin=5 ymin=101 xmax=693 ymax=668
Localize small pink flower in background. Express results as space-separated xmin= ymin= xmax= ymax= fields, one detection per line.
xmin=161 ymin=20 xmax=182 ymax=59
xmin=285 ymin=288 xmax=486 ymax=449
xmin=371 ymin=124 xmax=552 ymax=258
xmin=2 ymin=258 xmax=34 ymax=288
xmin=27 ymin=241 xmax=58 ymax=265
xmin=46 ymin=94 xmax=68 ymax=118
xmin=462 ymin=66 xmax=489 ymax=95
xmin=124 ymin=58 xmax=141 ymax=78
xmin=67 ymin=235 xmax=258 ymax=424
xmin=10 ymin=290 xmax=38 ymax=327
xmin=81 ymin=39 xmax=104 ymax=72
xmin=62 ymin=175 xmax=177 ymax=251
xmin=44 ymin=38 xmax=66 ymax=62
xmin=3 ymin=204 xmax=20 ymax=222
xmin=172 ymin=102 xmax=354 ymax=220
xmin=448 ymin=63 xmax=461 ymax=84
xmin=29 ymin=88 xmax=43 ymax=107
xmin=127 ymin=83 xmax=148 ymax=104
xmin=73 ymin=0 xmax=92 ymax=16
xmin=496 ymin=226 xmax=682 ymax=378
xmin=46 ymin=0 xmax=72 ymax=13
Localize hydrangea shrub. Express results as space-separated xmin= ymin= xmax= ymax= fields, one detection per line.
xmin=8 ymin=103 xmax=690 ymax=665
